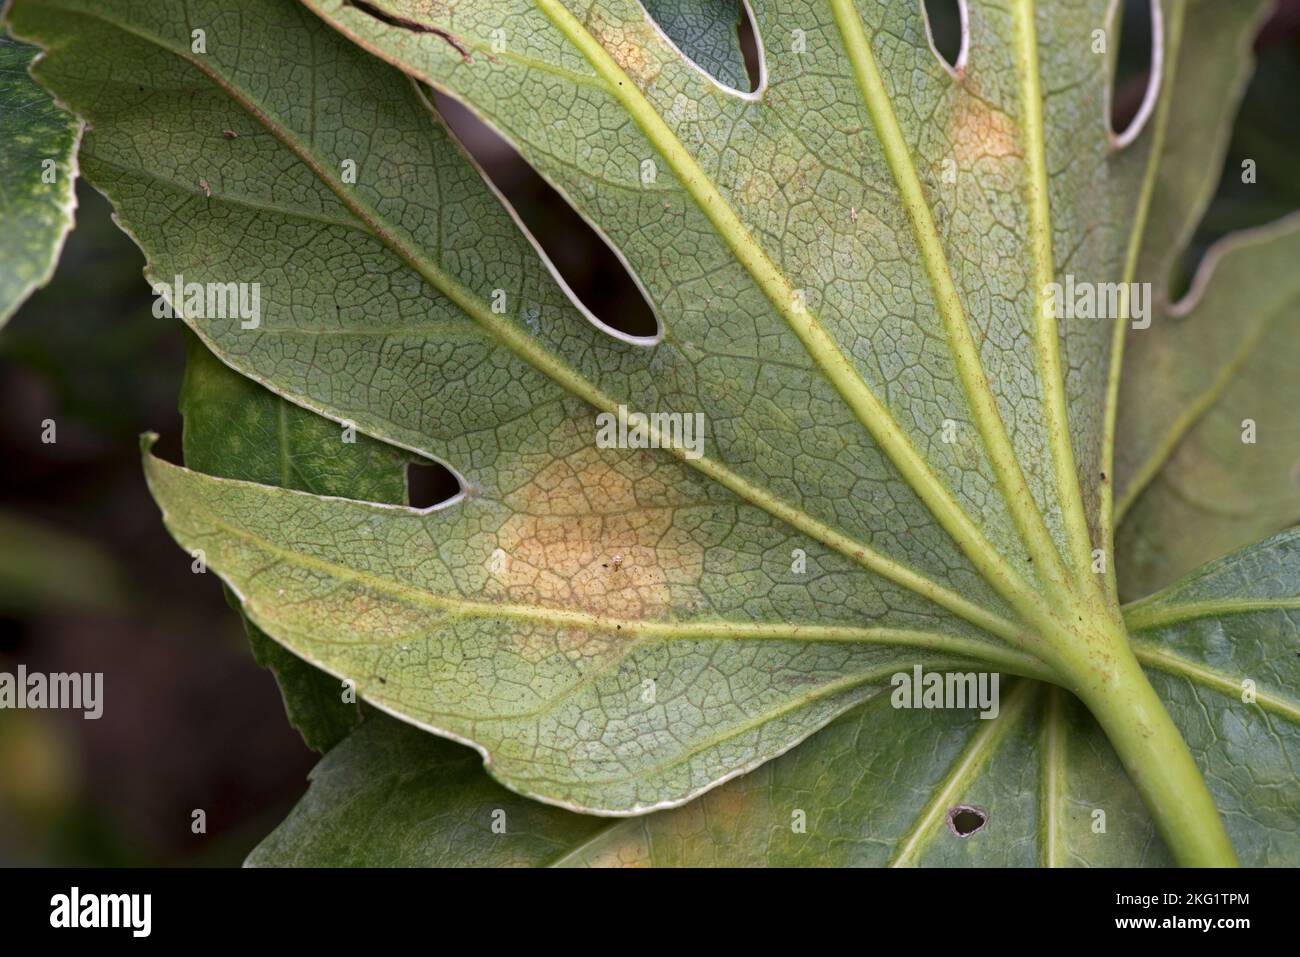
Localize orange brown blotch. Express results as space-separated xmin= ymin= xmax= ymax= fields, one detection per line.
xmin=948 ymin=91 xmax=1020 ymax=166
xmin=493 ymin=445 xmax=703 ymax=623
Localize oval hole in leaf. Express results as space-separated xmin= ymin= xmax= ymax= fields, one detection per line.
xmin=406 ymin=461 xmax=461 ymax=510
xmin=1109 ymin=0 xmax=1163 ymax=147
xmin=736 ymin=1 xmax=764 ymax=93
xmin=947 ymin=804 xmax=987 ymax=837
xmin=432 ymin=92 xmax=660 ymax=342
xmin=922 ymin=0 xmax=967 ymax=75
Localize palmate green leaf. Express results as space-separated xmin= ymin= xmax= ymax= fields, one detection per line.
xmin=0 ymin=32 xmax=80 ymax=326
xmin=248 ymin=530 xmax=1300 ymax=866
xmin=14 ymin=0 xmax=1053 ymax=814
xmin=10 ymin=0 xmax=1296 ymax=860
xmin=183 ymin=318 xmax=1297 ymax=866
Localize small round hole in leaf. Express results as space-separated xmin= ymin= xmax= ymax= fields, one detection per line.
xmin=947 ymin=805 xmax=987 ymax=837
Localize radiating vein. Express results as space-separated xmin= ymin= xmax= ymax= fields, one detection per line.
xmin=1125 ymin=596 xmax=1300 ymax=632
xmin=1040 ymin=685 xmax=1066 ymax=867
xmin=1132 ymin=638 xmax=1300 ymax=723
xmin=827 ymin=0 xmax=1073 ymax=602
xmin=1012 ymin=0 xmax=1099 ymax=582
xmin=148 ymin=453 xmax=1055 ymax=679
xmin=532 ymin=0 xmax=1052 ymax=628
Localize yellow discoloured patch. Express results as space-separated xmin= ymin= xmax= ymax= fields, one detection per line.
xmin=949 ymin=94 xmax=1020 ymax=164
xmin=587 ymin=13 xmax=663 ymax=88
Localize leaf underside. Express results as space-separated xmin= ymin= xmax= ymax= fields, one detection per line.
xmin=247 ymin=530 xmax=1300 ymax=867
xmin=10 ymin=0 xmax=1299 ymax=864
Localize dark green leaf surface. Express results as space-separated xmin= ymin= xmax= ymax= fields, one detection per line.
xmin=1107 ymin=0 xmax=1300 ymax=603
xmin=0 ymin=33 xmax=80 ymax=326
xmin=179 ymin=335 xmax=413 ymax=750
xmin=1116 ymin=216 xmax=1300 ymax=601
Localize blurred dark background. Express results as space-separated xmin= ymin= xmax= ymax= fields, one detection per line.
xmin=1 ymin=0 xmax=1297 ymax=865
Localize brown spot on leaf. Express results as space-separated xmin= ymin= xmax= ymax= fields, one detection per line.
xmin=491 ymin=444 xmax=701 ymax=623
xmin=589 ymin=13 xmax=662 ymax=87
xmin=949 ymin=94 xmax=1019 ymax=165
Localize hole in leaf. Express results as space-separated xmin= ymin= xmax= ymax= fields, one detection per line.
xmin=922 ymin=0 xmax=967 ymax=75
xmin=736 ymin=2 xmax=763 ymax=93
xmin=406 ymin=461 xmax=460 ymax=509
xmin=1109 ymin=0 xmax=1162 ymax=146
xmin=432 ymin=92 xmax=660 ymax=341
xmin=947 ymin=805 xmax=987 ymax=837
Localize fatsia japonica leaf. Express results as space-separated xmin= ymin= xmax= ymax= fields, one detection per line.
xmin=0 ymin=32 xmax=80 ymax=327
xmin=14 ymin=0 xmax=1055 ymax=814
xmin=248 ymin=529 xmax=1300 ymax=866
xmin=9 ymin=0 xmax=1297 ymax=863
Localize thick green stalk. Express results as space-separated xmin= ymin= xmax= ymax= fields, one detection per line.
xmin=1051 ymin=619 xmax=1238 ymax=867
